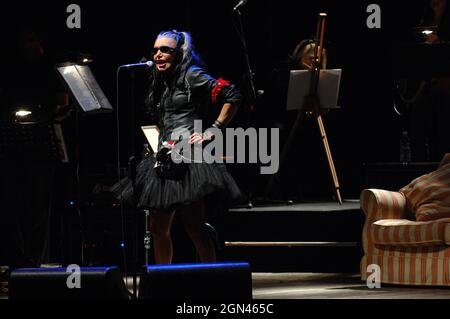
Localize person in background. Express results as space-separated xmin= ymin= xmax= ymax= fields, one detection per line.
xmin=407 ymin=0 xmax=450 ymax=161
xmin=0 ymin=27 xmax=71 ymax=269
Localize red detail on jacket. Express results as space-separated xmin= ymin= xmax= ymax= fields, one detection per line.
xmin=211 ymin=78 xmax=230 ymax=103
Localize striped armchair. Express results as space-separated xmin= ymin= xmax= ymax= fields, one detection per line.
xmin=360 ymin=189 xmax=450 ymax=286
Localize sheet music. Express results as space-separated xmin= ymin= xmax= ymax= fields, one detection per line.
xmin=141 ymin=125 xmax=160 ymax=153
xmin=56 ymin=64 xmax=113 ymax=113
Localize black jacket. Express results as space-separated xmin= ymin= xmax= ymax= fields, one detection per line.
xmin=153 ymin=65 xmax=241 ymax=145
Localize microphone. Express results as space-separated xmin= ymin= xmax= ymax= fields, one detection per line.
xmin=233 ymin=0 xmax=248 ymax=11
xmin=119 ymin=61 xmax=154 ymax=69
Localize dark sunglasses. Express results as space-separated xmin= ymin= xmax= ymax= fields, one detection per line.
xmin=151 ymin=46 xmax=177 ymax=56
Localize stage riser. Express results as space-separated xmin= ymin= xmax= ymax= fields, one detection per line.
xmin=219 ymin=210 xmax=364 ymax=242
xmin=220 ymin=246 xmax=363 ymax=273
xmin=214 ymin=205 xmax=364 ymax=272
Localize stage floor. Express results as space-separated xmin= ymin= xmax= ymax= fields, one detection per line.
xmin=230 ymin=200 xmax=360 ymax=213
xmin=252 ymin=273 xmax=450 ymax=299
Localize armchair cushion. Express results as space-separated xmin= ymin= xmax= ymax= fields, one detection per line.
xmin=399 ymin=162 xmax=450 ymax=221
xmin=372 ymin=218 xmax=450 ymax=247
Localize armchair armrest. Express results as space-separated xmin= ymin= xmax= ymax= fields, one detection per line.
xmin=360 ymin=189 xmax=407 ymax=222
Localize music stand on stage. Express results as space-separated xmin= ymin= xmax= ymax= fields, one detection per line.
xmin=55 ymin=62 xmax=113 ymax=267
xmin=287 ymin=69 xmax=342 ymax=111
xmin=56 ymin=63 xmax=113 ymax=114
xmin=266 ymin=13 xmax=343 ymax=205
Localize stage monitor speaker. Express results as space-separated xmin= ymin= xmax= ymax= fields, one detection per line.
xmin=9 ymin=266 xmax=129 ymax=299
xmin=139 ymin=262 xmax=252 ymax=299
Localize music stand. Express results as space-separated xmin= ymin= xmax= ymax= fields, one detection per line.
xmin=269 ymin=68 xmax=343 ymax=204
xmin=0 ymin=121 xmax=68 ymax=163
xmin=266 ymin=13 xmax=343 ymax=205
xmin=56 ymin=63 xmax=113 ymax=114
xmin=287 ymin=69 xmax=342 ymax=111
xmin=55 ymin=62 xmax=113 ymax=267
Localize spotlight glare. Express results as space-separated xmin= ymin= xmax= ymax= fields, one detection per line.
xmin=15 ymin=110 xmax=32 ymax=117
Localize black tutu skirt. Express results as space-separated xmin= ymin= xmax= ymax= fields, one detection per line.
xmin=111 ymin=155 xmax=244 ymax=212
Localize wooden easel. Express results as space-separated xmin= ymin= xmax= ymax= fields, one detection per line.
xmin=267 ymin=13 xmax=343 ymax=205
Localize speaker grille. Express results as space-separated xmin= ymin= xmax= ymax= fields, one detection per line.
xmin=9 ymin=266 xmax=129 ymax=299
xmin=139 ymin=262 xmax=252 ymax=299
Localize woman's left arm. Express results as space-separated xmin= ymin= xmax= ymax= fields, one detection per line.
xmin=217 ymin=102 xmax=238 ymax=127
xmin=187 ymin=67 xmax=241 ymax=144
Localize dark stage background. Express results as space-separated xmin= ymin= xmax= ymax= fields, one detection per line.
xmin=0 ymin=0 xmax=436 ymax=205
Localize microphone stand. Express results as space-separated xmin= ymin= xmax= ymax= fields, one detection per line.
xmin=116 ymin=64 xmax=149 ymax=299
xmin=234 ymin=8 xmax=257 ymax=106
xmin=233 ymin=8 xmax=292 ymax=208
xmin=129 ymin=70 xmax=140 ymax=298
